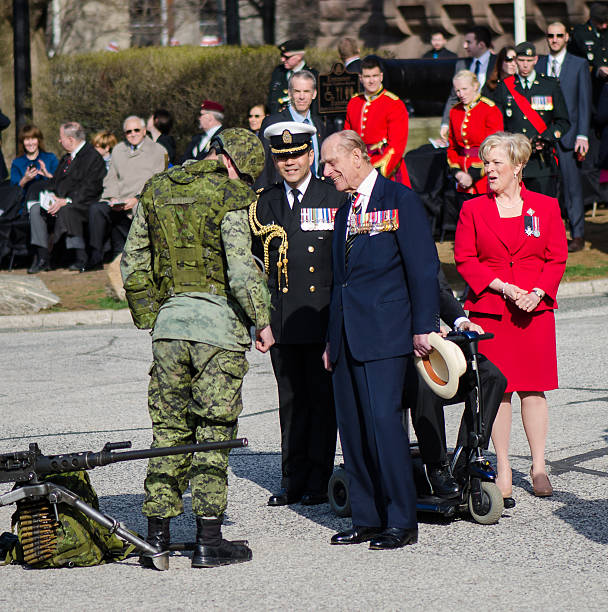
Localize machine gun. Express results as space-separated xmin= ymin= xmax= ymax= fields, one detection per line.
xmin=0 ymin=438 xmax=248 ymax=570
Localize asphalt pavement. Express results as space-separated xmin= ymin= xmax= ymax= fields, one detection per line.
xmin=0 ymin=293 xmax=607 ymax=611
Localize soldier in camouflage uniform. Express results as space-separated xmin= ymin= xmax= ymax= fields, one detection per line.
xmin=121 ymin=128 xmax=274 ymax=568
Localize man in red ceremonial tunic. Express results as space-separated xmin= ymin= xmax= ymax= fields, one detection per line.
xmin=344 ymin=56 xmax=411 ymax=187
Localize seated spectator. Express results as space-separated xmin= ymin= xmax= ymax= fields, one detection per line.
xmin=181 ymin=100 xmax=224 ymax=162
xmin=27 ymin=122 xmax=106 ymax=274
xmin=422 ymin=32 xmax=457 ymax=59
xmin=146 ymin=108 xmax=176 ymax=165
xmin=10 ymin=124 xmax=58 ymax=203
xmin=91 ymin=130 xmax=118 ymax=171
xmin=87 ymin=115 xmax=166 ymax=271
xmin=247 ymin=104 xmax=267 ymax=137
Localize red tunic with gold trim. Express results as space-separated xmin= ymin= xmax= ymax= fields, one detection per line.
xmin=345 ymin=88 xmax=411 ymax=187
xmin=448 ymin=95 xmax=504 ymax=194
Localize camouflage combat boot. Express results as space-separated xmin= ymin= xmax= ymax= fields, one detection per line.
xmin=191 ymin=516 xmax=252 ymax=568
xmin=139 ymin=517 xmax=170 ymax=567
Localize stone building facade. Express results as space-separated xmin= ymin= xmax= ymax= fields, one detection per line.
xmin=45 ymin=0 xmax=592 ymax=57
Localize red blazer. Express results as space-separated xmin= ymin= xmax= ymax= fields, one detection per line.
xmin=454 ymin=186 xmax=567 ymax=315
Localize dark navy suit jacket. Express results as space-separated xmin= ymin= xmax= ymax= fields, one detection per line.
xmin=537 ymin=53 xmax=591 ymax=149
xmin=328 ymin=174 xmax=440 ymax=363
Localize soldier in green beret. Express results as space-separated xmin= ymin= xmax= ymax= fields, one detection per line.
xmin=121 ymin=128 xmax=274 ymax=568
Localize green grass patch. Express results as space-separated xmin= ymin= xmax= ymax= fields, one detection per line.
xmin=84 ymin=297 xmax=128 ymax=310
xmin=563 ymin=263 xmax=608 ymax=281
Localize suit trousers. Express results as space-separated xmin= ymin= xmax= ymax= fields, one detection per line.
xmin=270 ymin=343 xmax=336 ymax=495
xmin=556 ymin=142 xmax=585 ymax=238
xmin=332 ymin=333 xmax=417 ymax=529
xmin=408 ymin=353 xmax=507 ymax=466
xmin=29 ymin=203 xmax=85 ymax=250
xmin=88 ymin=201 xmax=133 ymax=261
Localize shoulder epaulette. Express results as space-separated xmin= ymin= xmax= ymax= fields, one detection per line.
xmin=383 ymin=90 xmax=399 ymax=100
xmin=480 ymin=96 xmax=496 ymax=107
xmin=351 ymin=92 xmax=365 ymax=100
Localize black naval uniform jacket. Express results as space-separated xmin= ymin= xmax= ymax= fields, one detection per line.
xmin=252 ymin=176 xmax=347 ymax=344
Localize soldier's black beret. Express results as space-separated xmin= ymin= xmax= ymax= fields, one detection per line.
xmin=515 ymin=42 xmax=536 ymax=57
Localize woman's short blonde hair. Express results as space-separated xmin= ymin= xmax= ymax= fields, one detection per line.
xmin=479 ymin=132 xmax=532 ymax=170
xmin=453 ymin=69 xmax=480 ymax=91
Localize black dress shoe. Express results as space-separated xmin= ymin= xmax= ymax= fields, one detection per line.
xmin=568 ymin=237 xmax=584 ymax=253
xmin=427 ymin=463 xmax=460 ymax=498
xmin=267 ymin=488 xmax=301 ymax=506
xmin=330 ymin=526 xmax=382 ymax=545
xmin=81 ymin=261 xmax=104 ymax=272
xmin=369 ymin=527 xmax=418 ymax=550
xmin=503 ymin=497 xmax=516 ymax=509
xmin=27 ymin=257 xmax=51 ymax=274
xmin=68 ymin=261 xmax=86 ymax=272
xmin=191 ymin=539 xmax=252 ymax=568
xmin=300 ymin=492 xmax=328 ymax=506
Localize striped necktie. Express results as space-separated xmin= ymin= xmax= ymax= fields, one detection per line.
xmin=345 ymin=192 xmax=361 ymax=268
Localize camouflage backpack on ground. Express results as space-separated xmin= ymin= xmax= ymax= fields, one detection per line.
xmin=1 ymin=472 xmax=136 ymax=568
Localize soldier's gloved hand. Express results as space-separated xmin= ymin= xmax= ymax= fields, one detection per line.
xmin=255 ymin=325 xmax=275 ymax=353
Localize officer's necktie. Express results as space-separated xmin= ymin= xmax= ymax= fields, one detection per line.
xmin=525 ymin=78 xmax=531 ymax=90
xmin=290 ymin=188 xmax=301 ymax=210
xmin=473 ymin=59 xmax=481 ymax=76
xmin=552 ymin=58 xmax=559 ymax=78
xmin=345 ymin=192 xmax=361 ymax=268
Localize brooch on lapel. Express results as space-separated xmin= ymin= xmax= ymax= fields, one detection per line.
xmin=300 ymin=208 xmax=338 ymax=231
xmin=348 ymin=209 xmax=399 ymax=235
xmin=524 ymin=208 xmax=540 ymax=237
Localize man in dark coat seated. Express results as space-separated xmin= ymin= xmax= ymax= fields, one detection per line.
xmin=27 ymin=122 xmax=106 ymax=273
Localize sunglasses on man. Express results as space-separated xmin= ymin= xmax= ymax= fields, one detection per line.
xmin=125 ymin=128 xmax=142 ymax=135
xmin=547 ymin=33 xmax=565 ymax=39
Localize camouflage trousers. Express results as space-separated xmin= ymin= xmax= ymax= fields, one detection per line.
xmin=142 ymin=340 xmax=249 ymax=519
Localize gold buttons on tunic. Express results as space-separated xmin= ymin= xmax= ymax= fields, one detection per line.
xmin=308 ymin=245 xmax=315 ymax=253
xmin=282 ymin=287 xmax=288 ymax=293
xmin=309 ymin=286 xmax=316 ymax=293
xmin=309 ymin=266 xmax=315 ymax=273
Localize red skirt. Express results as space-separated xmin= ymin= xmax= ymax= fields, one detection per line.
xmin=469 ymin=306 xmax=558 ymax=393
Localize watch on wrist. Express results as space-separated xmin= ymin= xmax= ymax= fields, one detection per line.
xmin=531 ymin=288 xmax=543 ymax=299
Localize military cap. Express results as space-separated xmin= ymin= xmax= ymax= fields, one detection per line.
xmin=200 ymin=100 xmax=225 ymax=113
xmin=278 ymin=39 xmax=307 ymax=55
xmin=590 ymin=2 xmax=608 ymax=23
xmin=515 ymin=42 xmax=536 ymax=57
xmin=263 ymin=121 xmax=316 ymax=155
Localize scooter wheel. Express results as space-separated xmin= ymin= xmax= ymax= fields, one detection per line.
xmin=328 ymin=467 xmax=351 ymax=518
xmin=468 ymin=481 xmax=504 ymax=524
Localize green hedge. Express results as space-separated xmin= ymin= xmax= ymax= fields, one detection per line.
xmin=34 ymin=45 xmax=342 ymax=159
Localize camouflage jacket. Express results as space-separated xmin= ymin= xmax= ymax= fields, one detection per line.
xmin=121 ymin=160 xmax=271 ymax=347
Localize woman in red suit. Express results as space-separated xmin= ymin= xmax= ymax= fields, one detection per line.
xmin=448 ymin=70 xmax=504 ymax=196
xmin=455 ymin=132 xmax=567 ymax=506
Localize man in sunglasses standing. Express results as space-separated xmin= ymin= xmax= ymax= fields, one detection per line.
xmin=537 ymin=22 xmax=592 ymax=253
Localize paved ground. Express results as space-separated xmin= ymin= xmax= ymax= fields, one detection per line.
xmin=0 ymin=295 xmax=607 ymax=611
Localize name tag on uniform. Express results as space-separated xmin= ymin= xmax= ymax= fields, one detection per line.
xmin=530 ymin=96 xmax=553 ymax=111
xmin=169 ymin=197 xmax=197 ymax=205
xmin=300 ymin=207 xmax=338 ymax=231
xmin=348 ymin=209 xmax=399 ymax=235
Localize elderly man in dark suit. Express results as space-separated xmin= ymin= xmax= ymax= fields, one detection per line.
xmin=537 ymin=21 xmax=592 ymax=253
xmin=180 ymin=100 xmax=224 ymax=163
xmin=321 ymin=130 xmax=440 ymax=550
xmin=257 ymin=70 xmax=325 ymax=188
xmin=27 ymin=122 xmax=106 ymax=273
xmin=439 ymin=26 xmax=497 ymax=141
xmin=251 ymin=122 xmax=347 ymax=507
